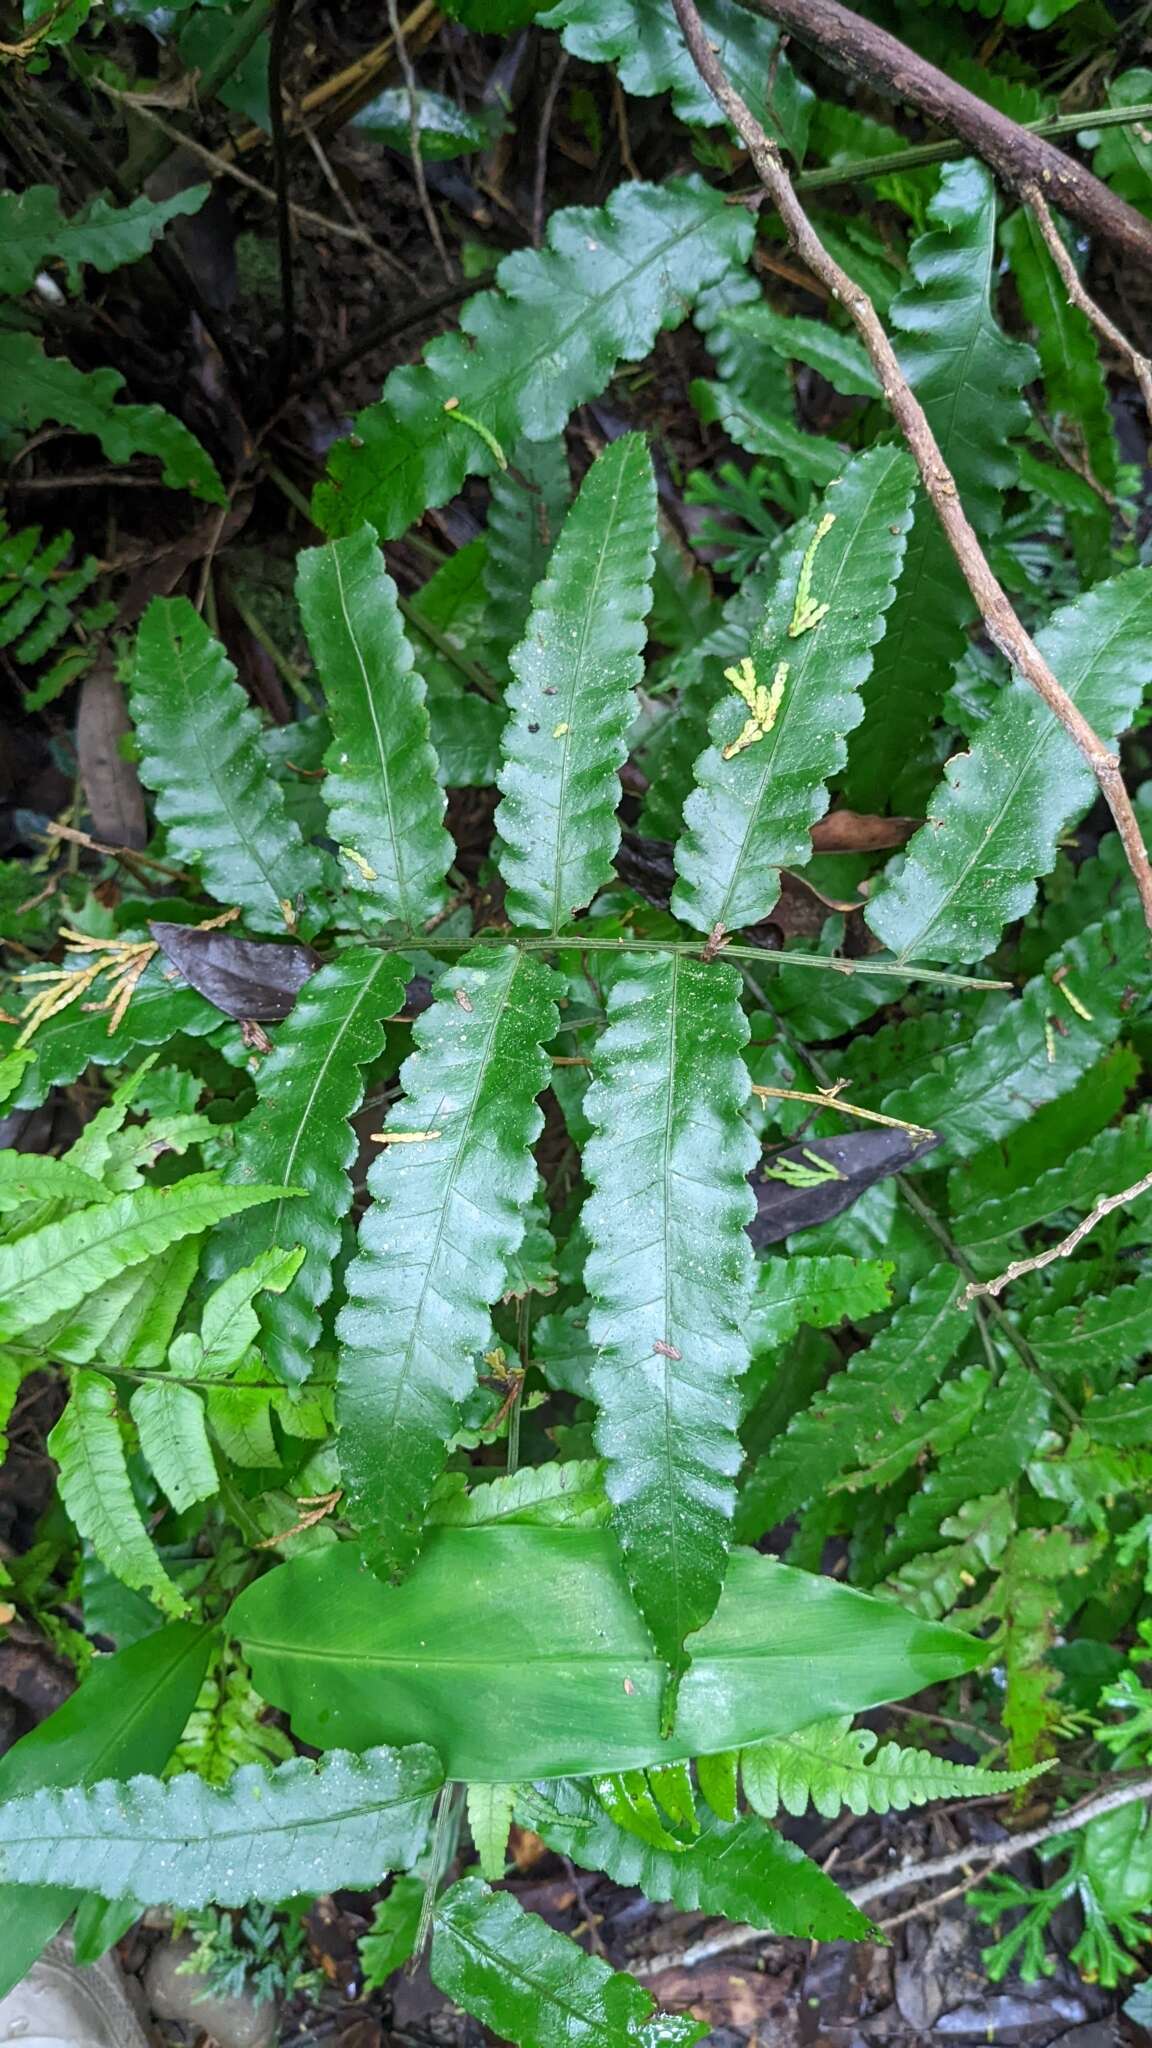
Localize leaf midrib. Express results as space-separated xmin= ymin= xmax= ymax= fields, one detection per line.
xmin=329 ymin=546 xmax=413 ymax=928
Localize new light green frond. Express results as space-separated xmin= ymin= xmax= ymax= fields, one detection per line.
xmin=741 ymin=1718 xmax=1045 ymax=1819
xmin=49 ymin=1372 xmax=187 ymax=1619
xmin=495 ymin=434 xmax=657 ymax=931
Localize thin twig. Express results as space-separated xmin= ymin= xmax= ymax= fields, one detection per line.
xmin=1024 ymin=182 xmax=1152 ymax=435
xmin=532 ymin=48 xmax=568 ymax=246
xmin=849 ymin=1773 xmax=1152 ymax=1911
xmin=268 ymin=0 xmax=297 ymax=396
xmin=749 ymin=1080 xmax=934 ymax=1142
xmin=636 ymin=1776 xmax=1152 ymax=1971
xmin=386 ymin=0 xmax=453 ymax=280
xmin=299 ymin=116 xmax=415 ymax=280
xmin=669 ymin=0 xmax=1152 ymax=942
xmin=960 ymin=1166 xmax=1152 ymax=1305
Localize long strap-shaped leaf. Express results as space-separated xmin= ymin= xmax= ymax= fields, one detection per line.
xmin=131 ymin=599 xmax=323 ymax=933
xmin=49 ymin=1371 xmax=187 ymax=1618
xmin=338 ymin=944 xmax=559 ymax=1574
xmin=482 ymin=438 xmax=571 ymax=663
xmin=316 ymin=179 xmax=752 ymax=541
xmin=673 ymin=446 xmax=916 ymax=936
xmin=581 ymin=953 xmax=756 ymax=1685
xmin=0 ymin=1175 xmax=289 ymax=1340
xmin=495 ymin=434 xmax=657 ymax=932
xmin=0 ymin=1743 xmax=442 ymax=1909
xmin=208 ymin=949 xmax=410 ymax=1385
xmin=844 ymin=161 xmax=1035 ymax=811
xmin=297 ymin=529 xmax=453 ymax=929
xmin=866 ymin=566 xmax=1152 ymax=961
xmin=431 ymin=1876 xmax=705 ymax=2048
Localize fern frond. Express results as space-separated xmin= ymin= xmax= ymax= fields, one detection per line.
xmin=129 ymin=1382 xmax=217 ymax=1514
xmin=866 ymin=567 xmax=1152 ymax=961
xmin=518 ymin=1778 xmax=873 ymax=1940
xmin=0 ymin=1174 xmax=290 ymax=1340
xmin=539 ymin=0 xmax=810 ymax=152
xmin=432 ymin=1877 xmax=706 ymax=2047
xmin=741 ymin=1718 xmax=1045 ymax=1818
xmin=49 ymin=1371 xmax=186 ymax=1618
xmin=1026 ymin=1274 xmax=1152 ymax=1377
xmin=131 ymin=599 xmax=324 ymax=932
xmin=581 ymin=953 xmax=757 ymax=1678
xmin=952 ymin=1108 xmax=1152 ymax=1266
xmin=337 ymin=946 xmax=560 ymax=1574
xmin=723 ymin=303 xmax=881 ymax=397
xmin=0 ymin=954 xmax=221 ymax=1113
xmin=845 ymin=160 xmax=1035 ymax=807
xmin=878 ymin=1363 xmax=1050 ymax=1577
xmin=495 ymin=434 xmax=657 ymax=931
xmin=315 ymin=179 xmax=752 ymax=540
xmin=0 ymin=333 xmax=224 ymax=503
xmin=748 ymin=1255 xmax=894 ymax=1352
xmin=736 ymin=1269 xmax=969 ymax=1542
xmin=672 ymin=446 xmax=916 ymax=935
xmin=834 ymin=1363 xmax=991 ymax=1495
xmin=208 ymin=950 xmax=409 ymax=1384
xmin=297 ymin=529 xmax=453 ymax=929
xmin=0 ymin=1743 xmax=442 ymax=1908
xmin=0 ymin=183 xmax=209 ymax=296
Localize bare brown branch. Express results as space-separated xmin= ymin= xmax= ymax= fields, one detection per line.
xmin=668 ymin=0 xmax=1152 ymax=942
xmin=1024 ymin=182 xmax=1152 ymax=433
xmin=731 ymin=0 xmax=1152 ymax=272
xmin=960 ymin=1166 xmax=1152 ymax=1306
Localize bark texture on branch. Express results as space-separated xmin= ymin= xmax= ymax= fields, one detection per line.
xmin=733 ymin=0 xmax=1152 ymax=271
xmin=669 ymin=0 xmax=1152 ymax=941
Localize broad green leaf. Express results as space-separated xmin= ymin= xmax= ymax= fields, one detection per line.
xmin=130 ymin=1382 xmax=218 ymax=1513
xmin=878 ymin=1363 xmax=1050 ymax=1577
xmin=50 ymin=1371 xmax=189 ymax=1616
xmin=723 ymin=303 xmax=881 ymax=397
xmin=431 ymin=1877 xmax=706 ymax=2048
xmin=467 ymin=1782 xmax=515 ymax=1879
xmin=231 ymin=1526 xmax=985 ymax=1780
xmin=539 ymin=0 xmax=810 ymax=155
xmin=519 ymin=1779 xmax=873 ymax=1941
xmin=0 ymin=334 xmax=225 ymax=504
xmin=0 ymin=955 xmax=221 ymax=1112
xmin=483 ymin=438 xmax=571 ymax=661
xmin=736 ymin=1269 xmax=969 ymax=1543
xmin=845 ymin=161 xmax=1035 ymax=808
xmin=0 ymin=1622 xmax=214 ymax=2000
xmin=581 ymin=954 xmax=756 ymax=1676
xmin=866 ymin=567 xmax=1152 ymax=961
xmin=1081 ymin=1384 xmax=1152 ymax=1446
xmin=741 ymin=1718 xmax=1044 ymax=1819
xmin=337 ymin=946 xmax=560 ymax=1573
xmin=951 ymin=1109 xmax=1152 ymax=1268
xmin=297 ymin=529 xmax=452 ymax=928
xmin=314 ymin=179 xmax=753 ymax=540
xmin=207 ymin=950 xmax=408 ymax=1384
xmin=495 ymin=435 xmax=657 ymax=931
xmin=747 ymin=1255 xmax=893 ymax=1353
xmin=131 ymin=599 xmax=323 ymax=932
xmin=0 ymin=184 xmax=209 ymax=296
xmin=1026 ymin=1275 xmax=1152 ymax=1376
xmin=673 ymin=447 xmax=916 ymax=934
xmin=0 ymin=1151 xmax=106 ymax=1214
xmin=0 ymin=1743 xmax=441 ymax=1909
xmin=0 ymin=1173 xmax=289 ymax=1340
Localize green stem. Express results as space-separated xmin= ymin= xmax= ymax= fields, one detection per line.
xmin=385 ymin=931 xmax=1010 ymax=990
xmin=793 ymin=98 xmax=1152 ymax=192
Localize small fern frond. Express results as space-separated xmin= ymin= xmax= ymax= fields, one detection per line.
xmin=49 ymin=1371 xmax=187 ymax=1618
xmin=741 ymin=1718 xmax=1046 ymax=1819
